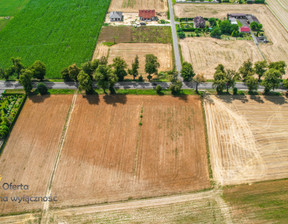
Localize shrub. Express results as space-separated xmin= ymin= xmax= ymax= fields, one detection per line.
xmin=37 ymin=83 xmax=48 ymax=95
xmin=155 ymin=85 xmax=163 ymax=94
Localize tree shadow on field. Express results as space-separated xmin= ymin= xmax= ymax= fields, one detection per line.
xmin=82 ymin=94 xmax=100 ymax=105
xmin=250 ymin=95 xmax=264 ymax=104
xmin=216 ymin=94 xmax=248 ymax=104
xmin=263 ymin=95 xmax=287 ymax=105
xmin=103 ymin=94 xmax=127 ymax=106
xmin=172 ymin=94 xmax=188 ymax=102
xmin=29 ymin=94 xmax=51 ymax=103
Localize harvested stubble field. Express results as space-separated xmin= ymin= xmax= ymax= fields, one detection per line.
xmin=175 ymin=4 xmax=288 ymax=78
xmin=180 ymin=38 xmax=262 ymax=79
xmin=51 ymin=95 xmax=210 ymax=208
xmin=93 ymin=43 xmax=173 ymax=76
xmin=0 ymin=95 xmax=73 ymax=215
xmin=266 ymin=0 xmax=288 ymax=31
xmin=109 ymin=0 xmax=168 ymax=13
xmin=204 ymin=95 xmax=288 ymax=185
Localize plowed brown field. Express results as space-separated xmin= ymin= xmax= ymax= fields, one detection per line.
xmin=175 ymin=4 xmax=288 ymax=78
xmin=204 ymin=95 xmax=288 ymax=185
xmin=109 ymin=0 xmax=168 ymax=13
xmin=0 ymin=95 xmax=73 ymax=215
xmin=51 ymin=95 xmax=210 ymax=208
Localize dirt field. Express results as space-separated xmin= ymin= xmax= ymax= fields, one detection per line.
xmin=175 ymin=4 xmax=288 ymax=78
xmin=0 ymin=95 xmax=73 ymax=215
xmin=97 ymin=26 xmax=172 ymax=44
xmin=109 ymin=0 xmax=168 ymax=13
xmin=51 ymin=95 xmax=210 ymax=208
xmin=180 ymin=38 xmax=262 ymax=79
xmin=204 ymin=95 xmax=288 ymax=185
xmin=93 ymin=43 xmax=173 ymax=76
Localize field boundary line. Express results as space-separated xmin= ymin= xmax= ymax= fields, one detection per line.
xmin=40 ymin=93 xmax=78 ymax=224
xmin=215 ymin=189 xmax=233 ymax=224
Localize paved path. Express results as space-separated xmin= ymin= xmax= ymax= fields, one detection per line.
xmin=167 ymin=0 xmax=182 ymax=79
xmin=0 ymin=81 xmax=285 ymax=92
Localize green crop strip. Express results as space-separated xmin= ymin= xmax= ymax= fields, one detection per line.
xmin=0 ymin=0 xmax=111 ymax=78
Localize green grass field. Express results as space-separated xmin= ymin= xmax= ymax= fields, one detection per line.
xmin=224 ymin=179 xmax=288 ymax=223
xmin=0 ymin=0 xmax=111 ymax=78
xmin=0 ymin=0 xmax=30 ymax=16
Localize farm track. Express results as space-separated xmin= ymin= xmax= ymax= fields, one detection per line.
xmin=41 ymin=94 xmax=78 ymax=224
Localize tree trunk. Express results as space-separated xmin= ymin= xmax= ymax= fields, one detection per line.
xmin=196 ymin=83 xmax=199 ymax=94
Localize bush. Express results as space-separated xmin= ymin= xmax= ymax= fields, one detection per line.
xmin=37 ymin=83 xmax=48 ymax=95
xmin=138 ymin=75 xmax=144 ymax=82
xmin=233 ymin=87 xmax=238 ymax=95
xmin=155 ymin=85 xmax=163 ymax=94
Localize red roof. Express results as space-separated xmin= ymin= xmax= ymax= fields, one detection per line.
xmin=139 ymin=10 xmax=156 ymax=19
xmin=240 ymin=26 xmax=250 ymax=32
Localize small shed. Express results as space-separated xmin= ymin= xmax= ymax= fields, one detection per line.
xmin=139 ymin=10 xmax=157 ymax=21
xmin=194 ymin=16 xmax=206 ymax=28
xmin=109 ymin=11 xmax=123 ymax=22
xmin=228 ymin=13 xmax=247 ymax=19
xmin=240 ymin=26 xmax=251 ymax=33
xmin=229 ymin=18 xmax=238 ymax=25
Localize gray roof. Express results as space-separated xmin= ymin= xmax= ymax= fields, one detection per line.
xmin=247 ymin=15 xmax=260 ymax=24
xmin=109 ymin=11 xmax=123 ymax=19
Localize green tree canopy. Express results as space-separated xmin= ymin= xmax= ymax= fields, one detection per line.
xmin=220 ymin=20 xmax=232 ymax=35
xmin=181 ymin=62 xmax=195 ymax=82
xmin=145 ymin=54 xmax=160 ymax=81
xmin=269 ymin=61 xmax=286 ymax=75
xmin=250 ymin=22 xmax=262 ymax=31
xmin=261 ymin=68 xmax=282 ymax=93
xmin=94 ymin=65 xmax=118 ymax=93
xmin=37 ymin=83 xmax=48 ymax=95
xmin=283 ymin=78 xmax=288 ymax=90
xmin=208 ymin=18 xmax=217 ymax=27
xmin=19 ymin=69 xmax=33 ymax=94
xmin=194 ymin=74 xmax=206 ymax=94
xmin=68 ymin=64 xmax=80 ymax=81
xmin=11 ymin=57 xmax=25 ymax=79
xmin=254 ymin=60 xmax=268 ymax=81
xmin=213 ymin=70 xmax=227 ymax=94
xmin=131 ymin=55 xmax=139 ymax=80
xmin=210 ymin=27 xmax=222 ymax=38
xmin=245 ymin=76 xmax=258 ymax=92
xmin=30 ymin=60 xmax=46 ymax=81
xmin=82 ymin=59 xmax=99 ymax=77
xmin=113 ymin=57 xmax=127 ymax=81
xmin=239 ymin=60 xmax=254 ymax=81
xmin=78 ymin=71 xmax=93 ymax=94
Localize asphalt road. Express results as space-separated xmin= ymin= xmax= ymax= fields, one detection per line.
xmin=0 ymin=81 xmax=285 ymax=92
xmin=167 ymin=0 xmax=182 ymax=78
